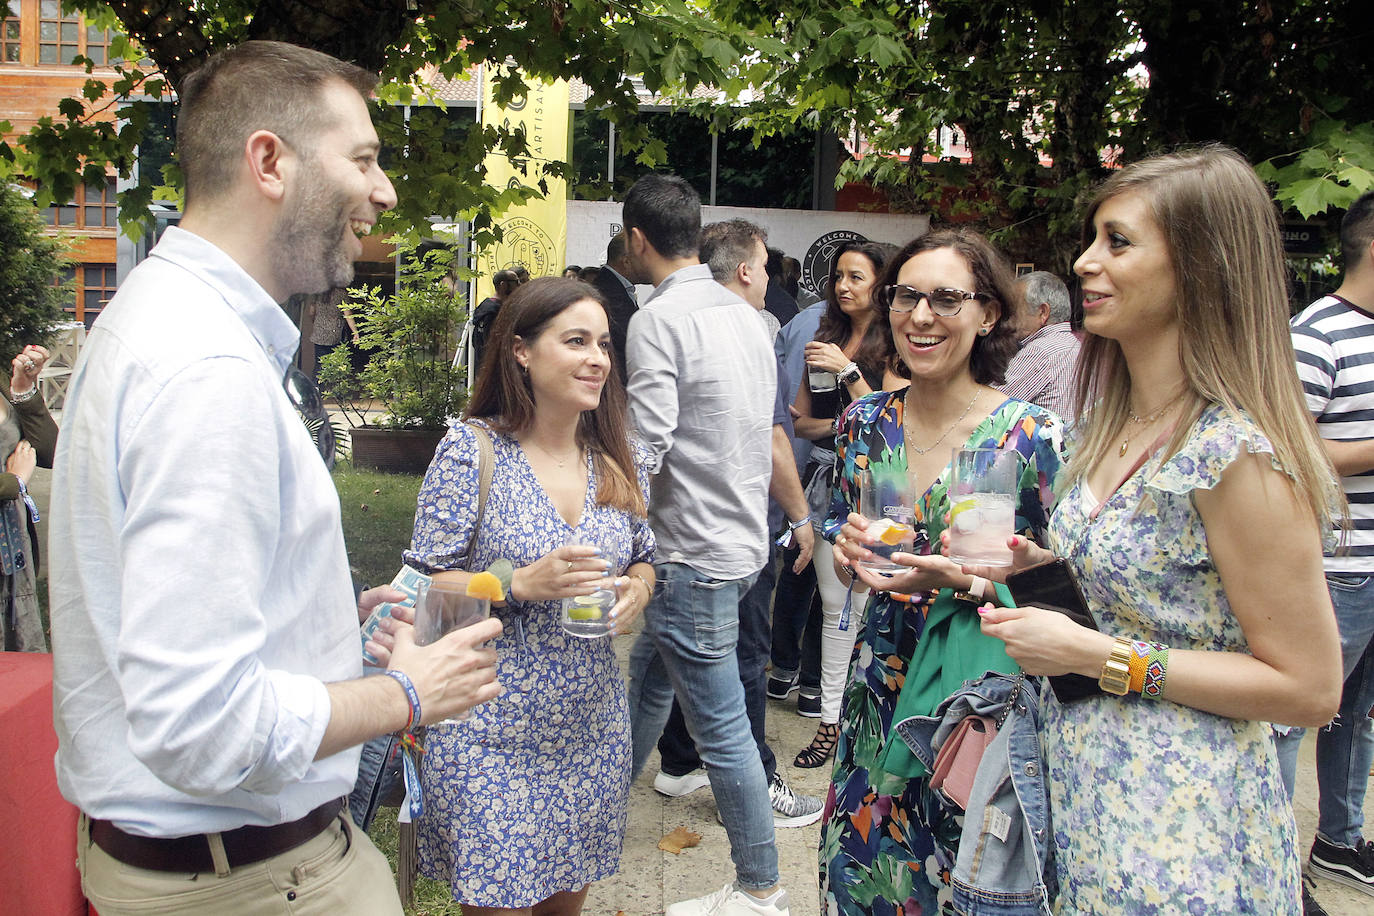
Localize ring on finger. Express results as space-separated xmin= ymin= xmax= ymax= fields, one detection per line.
xmin=565 ymin=560 xmax=574 ymax=572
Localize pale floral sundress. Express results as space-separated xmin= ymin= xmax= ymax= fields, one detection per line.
xmin=1042 ymin=406 xmax=1300 ymax=915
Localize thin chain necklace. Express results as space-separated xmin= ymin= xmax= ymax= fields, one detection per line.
xmin=1118 ymin=388 xmax=1187 ymax=457
xmin=906 ymin=388 xmax=981 ymax=456
xmin=525 ymin=438 xmax=583 ymax=468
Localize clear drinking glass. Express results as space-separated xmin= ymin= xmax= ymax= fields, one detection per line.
xmin=414 ymin=579 xmax=493 ymax=722
xmin=858 ymin=467 xmax=917 ymax=573
xmin=808 ymin=366 xmax=839 ymax=393
xmin=946 ymin=447 xmax=1022 ymax=567
xmin=560 ymin=534 xmax=617 ymax=638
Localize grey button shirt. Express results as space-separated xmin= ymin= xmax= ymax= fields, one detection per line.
xmin=626 ymin=264 xmax=776 ymax=580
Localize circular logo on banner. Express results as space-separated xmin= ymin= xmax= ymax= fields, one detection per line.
xmin=802 ymin=230 xmax=868 ymax=301
xmin=483 ymin=216 xmax=554 ymax=277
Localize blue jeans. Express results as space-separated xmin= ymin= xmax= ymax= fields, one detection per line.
xmin=627 ymin=562 xmax=779 ymax=890
xmin=658 ymin=547 xmax=778 ymax=781
xmin=1276 ymin=572 xmax=1374 ymax=847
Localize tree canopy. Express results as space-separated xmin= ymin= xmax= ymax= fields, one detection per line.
xmin=0 ymin=184 xmax=72 ymax=355
xmin=3 ymin=1 xmax=1371 ymax=268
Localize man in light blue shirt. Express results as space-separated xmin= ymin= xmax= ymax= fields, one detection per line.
xmin=49 ymin=41 xmax=501 ymax=914
xmin=621 ymin=175 xmax=791 ymax=916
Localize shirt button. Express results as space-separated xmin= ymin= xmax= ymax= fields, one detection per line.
xmin=286 ymin=890 xmax=297 ymax=901
xmin=1024 ymin=761 xmax=1039 ymax=777
xmin=267 ymin=345 xmax=276 ymax=355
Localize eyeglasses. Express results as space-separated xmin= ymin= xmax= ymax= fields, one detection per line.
xmin=283 ymin=366 xmax=337 ymax=470
xmin=880 ymin=284 xmax=990 ymax=317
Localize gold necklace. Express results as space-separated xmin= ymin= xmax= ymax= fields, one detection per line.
xmin=1118 ymin=389 xmax=1187 ymax=457
xmin=526 ymin=438 xmax=583 ymax=468
xmin=906 ymin=389 xmax=981 ymax=456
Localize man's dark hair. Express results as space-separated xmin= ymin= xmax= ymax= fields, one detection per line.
xmin=1340 ymin=190 xmax=1374 ymax=272
xmin=493 ymin=269 xmax=519 ymax=293
xmin=622 ymin=174 xmax=700 ymax=259
xmin=699 ymin=219 xmax=766 ymax=285
xmin=177 ymin=40 xmax=378 ymax=208
xmin=606 ymin=231 xmax=627 ymax=263
xmin=766 ymin=247 xmax=785 ymax=285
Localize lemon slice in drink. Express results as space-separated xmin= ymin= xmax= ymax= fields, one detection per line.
xmin=567 ymin=595 xmax=603 ymax=620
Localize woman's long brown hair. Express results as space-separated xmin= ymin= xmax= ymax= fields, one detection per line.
xmin=466 ymin=277 xmax=646 ymax=517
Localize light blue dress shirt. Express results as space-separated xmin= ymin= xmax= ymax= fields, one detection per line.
xmin=625 ymin=264 xmax=775 ymax=580
xmin=50 ymin=228 xmax=361 ymax=837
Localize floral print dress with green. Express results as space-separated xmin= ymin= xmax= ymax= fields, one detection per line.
xmin=1042 ymin=405 xmax=1301 ymax=914
xmin=818 ymin=390 xmax=1066 ymax=916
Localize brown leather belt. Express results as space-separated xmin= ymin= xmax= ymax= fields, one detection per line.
xmin=88 ymin=797 xmax=347 ymax=873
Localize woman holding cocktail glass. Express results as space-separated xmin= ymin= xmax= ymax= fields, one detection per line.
xmin=790 ymin=240 xmax=904 ymax=769
xmin=818 ymin=229 xmax=1066 ymax=915
xmin=970 ymin=148 xmax=1342 ymax=914
xmin=404 ymin=277 xmax=655 ymax=916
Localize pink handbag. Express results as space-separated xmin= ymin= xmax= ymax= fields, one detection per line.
xmin=929 ymin=714 xmax=998 ymax=809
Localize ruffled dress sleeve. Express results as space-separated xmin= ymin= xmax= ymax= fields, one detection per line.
xmin=404 ymin=421 xmax=482 ymax=573
xmin=1141 ymin=407 xmax=1289 ymax=564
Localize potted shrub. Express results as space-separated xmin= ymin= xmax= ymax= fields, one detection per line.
xmin=319 ymin=241 xmax=469 ymax=473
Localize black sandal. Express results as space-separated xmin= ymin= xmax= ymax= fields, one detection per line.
xmin=794 ymin=722 xmax=839 ymax=768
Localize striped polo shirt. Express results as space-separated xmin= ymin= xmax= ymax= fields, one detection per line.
xmin=1292 ymin=294 xmax=1374 ymax=573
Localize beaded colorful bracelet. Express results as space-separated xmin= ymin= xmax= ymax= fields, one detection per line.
xmin=1142 ymin=644 xmax=1169 ymax=699
xmin=383 ymin=669 xmax=422 ymax=731
xmin=1127 ymin=641 xmax=1169 ymax=699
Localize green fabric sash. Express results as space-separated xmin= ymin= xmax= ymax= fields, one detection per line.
xmin=876 ymin=581 xmax=1019 ymax=779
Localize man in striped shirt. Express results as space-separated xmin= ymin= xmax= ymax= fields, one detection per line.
xmin=999 ymin=271 xmax=1081 ymax=423
xmin=1284 ymin=189 xmax=1374 ymax=906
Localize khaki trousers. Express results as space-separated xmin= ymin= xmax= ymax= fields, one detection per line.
xmin=77 ymin=812 xmax=405 ymax=915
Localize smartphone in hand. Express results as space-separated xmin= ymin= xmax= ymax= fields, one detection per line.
xmin=1006 ymin=558 xmax=1101 ymax=702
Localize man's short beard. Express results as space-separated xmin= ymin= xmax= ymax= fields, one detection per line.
xmin=270 ymin=156 xmax=356 ymax=297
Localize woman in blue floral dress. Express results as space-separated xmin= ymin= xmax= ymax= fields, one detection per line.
xmin=976 ymin=147 xmax=1343 ymax=914
xmin=821 ymin=230 xmax=1067 ymax=915
xmin=404 ymin=278 xmax=656 ymax=915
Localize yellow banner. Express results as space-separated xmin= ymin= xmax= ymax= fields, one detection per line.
xmin=475 ymin=64 xmax=570 ymax=302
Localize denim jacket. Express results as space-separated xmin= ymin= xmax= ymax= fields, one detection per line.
xmin=894 ymin=671 xmax=1055 ymax=916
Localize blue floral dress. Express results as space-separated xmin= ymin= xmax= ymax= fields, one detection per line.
xmin=818 ymin=391 xmax=1066 ymax=916
xmin=404 ymin=420 xmax=655 ymax=907
xmin=1042 ymin=406 xmax=1300 ymax=914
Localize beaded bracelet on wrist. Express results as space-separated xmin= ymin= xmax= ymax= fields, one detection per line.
xmin=8 ymin=386 xmax=38 ymax=404
xmin=1126 ymin=640 xmax=1169 ymax=699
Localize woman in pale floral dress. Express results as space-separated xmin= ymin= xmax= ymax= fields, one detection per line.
xmin=973 ymin=147 xmax=1344 ymax=914
xmin=405 ymin=278 xmax=655 ymax=916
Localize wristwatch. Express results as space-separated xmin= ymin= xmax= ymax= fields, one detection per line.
xmin=1099 ymin=637 xmax=1133 ymax=696
xmin=837 ymin=362 xmax=862 ymax=386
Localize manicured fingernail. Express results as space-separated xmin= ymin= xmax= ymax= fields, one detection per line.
xmin=1010 ymin=536 xmax=1021 ymax=547
xmin=976 ymin=604 xmax=990 ymax=615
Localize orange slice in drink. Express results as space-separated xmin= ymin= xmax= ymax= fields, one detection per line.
xmin=466 ymin=571 xmax=505 ymax=601
xmin=879 ymin=522 xmax=913 ymax=546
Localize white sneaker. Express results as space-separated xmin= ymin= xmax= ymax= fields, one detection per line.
xmin=665 ymin=883 xmax=790 ymax=916
xmin=654 ymin=767 xmax=711 ymax=798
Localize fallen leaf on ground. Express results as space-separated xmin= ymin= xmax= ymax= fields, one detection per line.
xmin=373 ymin=488 xmax=381 ymax=494
xmin=658 ymin=826 xmax=702 ymax=854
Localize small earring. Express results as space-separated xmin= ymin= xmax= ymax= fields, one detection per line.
xmin=978 ymin=327 xmax=991 ymax=336
xmin=520 ymin=363 xmax=529 ymax=374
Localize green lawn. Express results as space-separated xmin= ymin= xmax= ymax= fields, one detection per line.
xmin=331 ymin=462 xmax=463 ymax=915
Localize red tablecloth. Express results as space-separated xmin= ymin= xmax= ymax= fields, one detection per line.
xmin=0 ymin=651 xmax=88 ymax=915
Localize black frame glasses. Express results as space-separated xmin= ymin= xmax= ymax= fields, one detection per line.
xmin=283 ymin=366 xmax=337 ymax=469
xmin=880 ymin=284 xmax=991 ymax=317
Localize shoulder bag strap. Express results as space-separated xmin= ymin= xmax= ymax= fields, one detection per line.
xmin=464 ymin=422 xmax=495 ymax=566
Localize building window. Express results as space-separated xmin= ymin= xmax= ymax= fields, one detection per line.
xmin=2 ymin=1 xmax=20 ymax=63
xmin=42 ymin=177 xmax=117 ymax=229
xmin=37 ymin=0 xmax=106 ymax=65
xmin=59 ymin=263 xmax=114 ymax=326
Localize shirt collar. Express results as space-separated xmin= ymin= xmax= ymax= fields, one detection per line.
xmin=645 ymin=263 xmax=713 ymax=306
xmin=1019 ymin=320 xmax=1073 ymax=347
xmin=151 ymin=227 xmax=300 ymax=376
xmin=605 ymin=265 xmax=635 ymax=293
